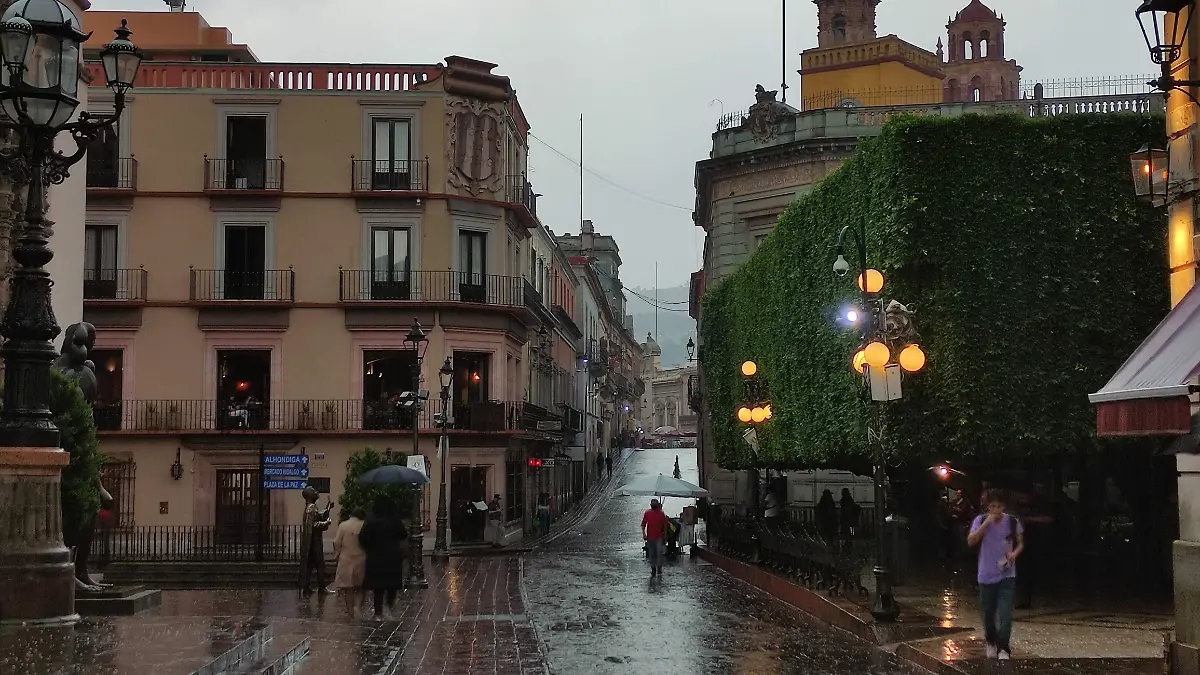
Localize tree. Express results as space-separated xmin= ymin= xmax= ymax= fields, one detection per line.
xmin=701 ymin=113 xmax=1168 ymax=470
xmin=338 ymin=446 xmax=417 ymax=522
xmin=50 ymin=368 xmax=103 ymax=543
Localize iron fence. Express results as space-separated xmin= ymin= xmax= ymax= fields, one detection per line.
xmin=99 ymin=461 xmax=136 ymax=528
xmin=84 ymin=267 xmax=148 ymax=301
xmin=351 ymin=158 xmax=428 ymax=192
xmin=204 ymin=157 xmax=285 ymax=190
xmin=86 ymin=156 xmax=137 ymax=189
xmin=189 ymin=268 xmax=295 ymax=302
xmin=505 ymin=173 xmax=538 ymax=217
xmin=91 ymin=525 xmax=304 ymax=564
xmin=96 ymin=398 xmax=528 ymax=434
xmin=337 ymin=269 xmax=525 ymax=306
xmin=1020 ymin=75 xmax=1155 ymax=99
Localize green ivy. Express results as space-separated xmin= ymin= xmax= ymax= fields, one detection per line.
xmin=701 ymin=113 xmax=1169 ymax=470
xmin=51 ymin=369 xmax=104 ymax=540
xmin=338 ymin=446 xmax=418 ymax=522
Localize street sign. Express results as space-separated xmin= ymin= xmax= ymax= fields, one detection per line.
xmin=536 ymin=420 xmax=562 ymax=432
xmin=264 ymin=454 xmax=309 ymax=465
xmin=262 ymin=480 xmax=308 ymax=490
xmin=263 ymin=467 xmax=309 ymax=478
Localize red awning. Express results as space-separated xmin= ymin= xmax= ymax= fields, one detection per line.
xmin=1089 ymin=284 xmax=1200 ymax=437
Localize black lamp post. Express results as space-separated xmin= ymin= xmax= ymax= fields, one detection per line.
xmin=404 ymin=318 xmax=429 ymax=588
xmin=833 ymin=223 xmax=899 ymax=622
xmin=432 ymin=357 xmax=453 ymax=560
xmin=686 ymin=337 xmax=696 ymax=362
xmin=1137 ymin=0 xmax=1200 ymax=99
xmin=0 ymin=6 xmax=141 ymax=448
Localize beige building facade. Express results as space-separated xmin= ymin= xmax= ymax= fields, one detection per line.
xmin=80 ymin=9 xmax=557 ymax=549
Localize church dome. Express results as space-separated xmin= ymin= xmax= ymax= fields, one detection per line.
xmin=643 ymin=332 xmax=661 ymax=356
xmin=954 ymin=0 xmax=998 ymax=23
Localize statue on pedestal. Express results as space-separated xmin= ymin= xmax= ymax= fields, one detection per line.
xmin=299 ymin=484 xmax=333 ymax=594
xmin=53 ymin=321 xmax=115 ymax=592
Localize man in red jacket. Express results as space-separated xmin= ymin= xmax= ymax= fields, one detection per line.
xmin=641 ymin=499 xmax=669 ymax=576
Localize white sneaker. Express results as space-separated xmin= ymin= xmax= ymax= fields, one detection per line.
xmin=985 ymin=644 xmax=998 ymax=659
xmin=998 ymin=650 xmax=1011 ymax=660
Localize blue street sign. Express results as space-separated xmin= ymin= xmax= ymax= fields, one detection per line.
xmin=263 ymin=467 xmax=309 ymax=478
xmin=262 ymin=480 xmax=308 ymax=490
xmin=264 ymin=454 xmax=309 ymax=465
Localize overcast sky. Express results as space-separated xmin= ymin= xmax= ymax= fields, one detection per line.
xmin=89 ymin=0 xmax=1150 ymax=289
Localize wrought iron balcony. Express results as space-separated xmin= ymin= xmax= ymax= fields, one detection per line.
xmin=86 ymin=157 xmax=137 ymax=189
xmin=203 ymin=157 xmax=285 ymax=191
xmin=189 ymin=269 xmax=295 ymax=302
xmin=83 ymin=268 xmax=147 ymax=301
xmin=351 ymin=158 xmax=428 ymax=192
xmin=505 ymin=174 xmax=537 ymax=217
xmin=338 ymin=269 xmax=524 ymax=307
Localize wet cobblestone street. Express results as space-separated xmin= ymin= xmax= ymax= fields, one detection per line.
xmin=522 ymin=448 xmax=916 ymax=675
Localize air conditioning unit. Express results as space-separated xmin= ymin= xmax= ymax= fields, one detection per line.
xmin=163 ymin=0 xmax=186 ymax=11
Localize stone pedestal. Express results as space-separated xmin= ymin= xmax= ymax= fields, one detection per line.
xmin=0 ymin=447 xmax=77 ymax=625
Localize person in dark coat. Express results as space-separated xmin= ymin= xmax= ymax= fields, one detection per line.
xmin=358 ymin=495 xmax=408 ymax=619
xmin=816 ymin=490 xmax=838 ymax=545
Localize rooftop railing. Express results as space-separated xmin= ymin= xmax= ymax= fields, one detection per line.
xmin=84 ymin=62 xmax=440 ymax=92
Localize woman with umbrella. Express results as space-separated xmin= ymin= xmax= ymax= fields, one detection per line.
xmin=358 ymin=495 xmax=407 ymax=619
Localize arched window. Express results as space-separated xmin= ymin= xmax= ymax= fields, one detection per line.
xmin=832 ymin=14 xmax=847 ymax=43
xmin=963 ymin=32 xmax=974 ymax=60
xmin=980 ymin=31 xmax=990 ymax=58
xmin=971 ymin=75 xmax=984 ymax=102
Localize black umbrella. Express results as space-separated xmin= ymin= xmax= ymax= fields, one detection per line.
xmin=356 ymin=465 xmax=430 ymax=485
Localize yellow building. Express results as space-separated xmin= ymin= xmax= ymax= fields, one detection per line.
xmin=799 ymin=0 xmax=1022 ymax=110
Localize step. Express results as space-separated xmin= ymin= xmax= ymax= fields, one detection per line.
xmin=234 ymin=636 xmax=310 ymax=675
xmin=190 ymin=626 xmax=274 ymax=675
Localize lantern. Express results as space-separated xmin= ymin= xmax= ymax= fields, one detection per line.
xmin=863 ymin=341 xmax=890 ymax=369
xmin=856 ymin=268 xmax=885 ymax=294
xmin=1130 ymin=144 xmax=1169 ymax=207
xmin=1136 ymin=0 xmax=1193 ymax=66
xmin=740 ymin=360 xmax=757 ymax=377
xmin=898 ymin=344 xmax=927 ymax=373
xmin=751 ymin=407 xmax=767 ymax=423
xmin=737 ymin=406 xmax=753 ymax=423
xmin=852 ymin=348 xmax=868 ymax=374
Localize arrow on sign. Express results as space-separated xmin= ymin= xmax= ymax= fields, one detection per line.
xmin=263 ymin=467 xmax=309 ymax=478
xmin=264 ymin=455 xmax=309 ymax=465
xmin=262 ymin=480 xmax=309 ymax=490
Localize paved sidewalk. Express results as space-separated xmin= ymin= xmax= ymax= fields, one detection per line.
xmin=523 ymin=447 xmax=635 ymax=549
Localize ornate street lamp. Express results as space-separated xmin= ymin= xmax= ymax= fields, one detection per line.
xmin=1137 ymin=0 xmax=1200 ymax=99
xmin=0 ymin=0 xmax=141 ymax=626
xmin=0 ymin=5 xmax=141 ymax=448
xmin=686 ymin=337 xmax=695 ymax=361
xmin=432 ymin=357 xmax=454 ymax=560
xmin=1130 ymin=143 xmax=1170 ymax=206
xmin=403 ymin=318 xmax=429 ymax=588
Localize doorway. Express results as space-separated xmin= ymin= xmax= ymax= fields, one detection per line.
xmin=215 ymin=469 xmax=262 ymax=547
xmin=223 ymin=225 xmax=266 ymax=300
xmin=370 ymin=227 xmax=411 ymax=300
xmin=84 ymin=224 xmax=118 ymax=299
xmin=458 ymin=231 xmax=487 ymax=302
xmin=371 ymin=118 xmax=412 ymax=190
xmin=217 ymin=350 xmax=271 ymax=430
xmin=91 ymin=349 xmax=123 ymax=431
xmin=225 ymin=116 xmax=268 ymax=189
xmin=362 ymin=349 xmax=418 ymax=430
xmin=449 ymin=466 xmax=488 ymax=543
xmin=452 ymin=352 xmax=496 ymax=430
xmin=86 ymin=125 xmax=120 ymax=187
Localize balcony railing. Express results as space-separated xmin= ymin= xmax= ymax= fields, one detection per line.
xmin=189 ymin=269 xmax=295 ymax=302
xmin=505 ymin=174 xmax=537 ymax=217
xmin=84 ymin=268 xmax=147 ymax=301
xmin=338 ymin=269 xmax=524 ymax=306
xmin=86 ymin=157 xmax=137 ymax=189
xmin=204 ymin=157 xmax=285 ymax=191
xmin=95 ymin=398 xmax=527 ymax=433
xmin=351 ymin=158 xmax=428 ymax=192
xmin=84 ymin=62 xmax=440 ymax=93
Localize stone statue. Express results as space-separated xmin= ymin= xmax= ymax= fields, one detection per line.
xmin=51 ymin=321 xmax=114 ymax=592
xmin=299 ymin=485 xmax=334 ymax=594
xmin=882 ymin=300 xmax=918 ymax=345
xmin=747 ymin=84 xmax=787 ymax=144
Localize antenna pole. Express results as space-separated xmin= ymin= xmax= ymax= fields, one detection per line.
xmin=781 ymin=0 xmax=787 ymax=103
xmin=655 ymin=262 xmax=659 ymax=342
xmin=579 ymin=113 xmax=584 ymax=231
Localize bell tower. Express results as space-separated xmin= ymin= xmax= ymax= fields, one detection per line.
xmin=813 ymin=0 xmax=881 ymax=48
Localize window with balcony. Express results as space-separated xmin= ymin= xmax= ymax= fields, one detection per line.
xmin=84 ymin=224 xmax=118 ymax=299
xmin=85 ymin=125 xmax=120 ymax=188
xmin=371 ymin=227 xmax=411 ymax=300
xmin=223 ymin=224 xmax=266 ymax=300
xmin=372 ymin=119 xmax=412 ymax=190
xmin=91 ymin=349 xmax=123 ymax=431
xmin=217 ymin=350 xmax=271 ymax=430
xmin=225 ymin=115 xmax=268 ymax=189
xmin=362 ymin=349 xmax=418 ymax=430
xmin=453 ymin=352 xmax=500 ymax=430
xmin=458 ymin=231 xmax=487 ymax=303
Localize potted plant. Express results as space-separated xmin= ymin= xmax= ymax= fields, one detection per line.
xmin=141 ymin=403 xmax=161 ymax=430
xmin=320 ymin=402 xmax=338 ymax=430
xmin=297 ymin=402 xmax=316 ymax=430
xmin=164 ymin=404 xmax=182 ymax=430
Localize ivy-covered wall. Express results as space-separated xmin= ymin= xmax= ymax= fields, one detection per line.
xmin=701 ymin=114 xmax=1169 ymax=471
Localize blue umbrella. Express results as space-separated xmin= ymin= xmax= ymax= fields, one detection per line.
xmin=356 ymin=465 xmax=429 ymax=485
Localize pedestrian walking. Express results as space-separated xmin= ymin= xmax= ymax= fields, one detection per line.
xmin=839 ymin=488 xmax=861 ymax=552
xmin=595 ymin=453 xmax=604 ymax=482
xmin=605 ymin=453 xmax=613 ymax=478
xmin=816 ymin=489 xmax=838 ymax=544
xmin=486 ymin=493 xmax=504 ymax=548
xmin=332 ymin=507 xmax=367 ymax=617
xmin=672 ymin=456 xmax=681 ymax=480
xmin=359 ymin=495 xmax=408 ymax=620
xmin=536 ymin=492 xmax=551 ymax=537
xmin=967 ymin=489 xmax=1024 ymax=661
xmin=641 ymin=498 xmax=670 ymax=577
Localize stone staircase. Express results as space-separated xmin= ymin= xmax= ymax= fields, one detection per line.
xmin=189 ymin=625 xmax=310 ymax=675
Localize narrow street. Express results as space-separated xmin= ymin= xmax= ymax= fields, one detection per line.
xmin=522 ymin=448 xmax=914 ymax=674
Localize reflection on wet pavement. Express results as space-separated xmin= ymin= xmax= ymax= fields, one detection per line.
xmin=522 ymin=448 xmax=915 ymax=675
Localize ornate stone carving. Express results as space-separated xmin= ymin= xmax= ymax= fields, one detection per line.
xmin=713 ymin=162 xmax=817 ymax=198
xmin=746 ymin=85 xmax=787 ymax=144
xmin=445 ymin=96 xmax=506 ymax=196
xmin=883 ymin=300 xmax=919 ymax=347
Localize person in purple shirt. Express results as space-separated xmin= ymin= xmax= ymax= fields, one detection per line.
xmin=967 ymin=489 xmax=1024 ymax=660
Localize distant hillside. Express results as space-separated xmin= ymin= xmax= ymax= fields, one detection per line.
xmin=627 ymin=284 xmax=695 ymax=367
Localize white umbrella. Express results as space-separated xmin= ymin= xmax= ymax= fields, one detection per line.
xmin=619 ymin=474 xmax=709 ymax=498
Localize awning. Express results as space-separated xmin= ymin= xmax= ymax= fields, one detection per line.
xmin=1089 ymin=284 xmax=1200 ymax=436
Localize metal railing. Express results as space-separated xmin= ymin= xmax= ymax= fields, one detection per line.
xmin=95 ymin=398 xmax=528 ymax=433
xmin=189 ymin=269 xmax=295 ymax=302
xmin=91 ymin=525 xmax=304 ymax=564
xmin=351 ymin=158 xmax=428 ymax=192
xmin=85 ymin=62 xmax=439 ymax=93
xmin=505 ymin=173 xmax=537 ymax=217
xmin=203 ymin=157 xmax=285 ymax=191
xmin=84 ymin=267 xmax=147 ymax=301
xmin=86 ymin=157 xmax=137 ymax=189
xmin=338 ymin=269 xmax=525 ymax=306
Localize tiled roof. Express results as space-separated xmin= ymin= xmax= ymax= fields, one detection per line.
xmin=955 ymin=0 xmax=997 ymax=22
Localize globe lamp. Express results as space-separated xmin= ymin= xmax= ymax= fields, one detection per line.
xmin=898 ymin=344 xmax=926 ymax=373
xmin=864 ymin=341 xmax=890 ymax=369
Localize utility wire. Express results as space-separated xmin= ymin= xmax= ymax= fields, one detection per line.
xmin=529 ymin=132 xmax=693 ymax=212
xmin=591 ymin=264 xmax=691 ymax=311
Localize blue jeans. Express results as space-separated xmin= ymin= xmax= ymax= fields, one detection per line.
xmin=646 ymin=539 xmax=664 ymax=570
xmin=980 ymin=578 xmax=1016 ymax=652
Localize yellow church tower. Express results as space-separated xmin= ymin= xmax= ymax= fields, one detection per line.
xmin=799 ymin=0 xmax=947 ymax=110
